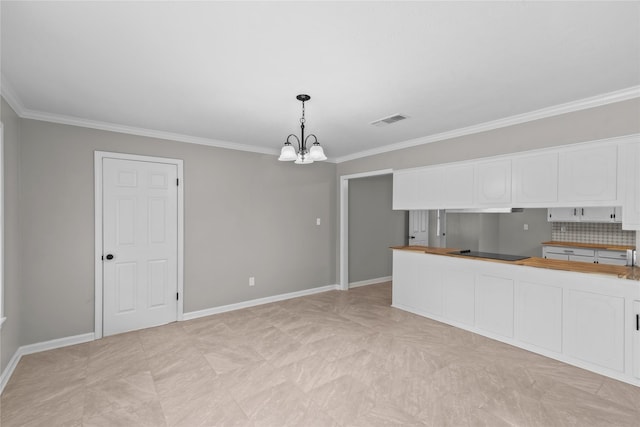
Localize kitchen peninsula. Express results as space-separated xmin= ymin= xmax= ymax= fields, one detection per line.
xmin=391 ymin=245 xmax=640 ymax=387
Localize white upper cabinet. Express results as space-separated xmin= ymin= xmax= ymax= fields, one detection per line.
xmin=620 ymin=142 xmax=640 ymax=229
xmin=393 ymin=167 xmax=442 ymax=210
xmin=475 ymin=159 xmax=512 ymax=205
xmin=392 ymin=137 xmax=636 ymax=213
xmin=513 ymin=152 xmax=558 ymax=205
xmin=548 ymin=206 xmax=620 ymax=223
xmin=558 ymin=145 xmax=618 ymax=204
xmin=442 ymin=163 xmax=475 ymax=207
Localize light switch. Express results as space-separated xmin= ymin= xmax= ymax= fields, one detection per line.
xmin=523 ymin=224 xmax=529 ymax=231
xmin=316 ymin=218 xmax=321 ymax=226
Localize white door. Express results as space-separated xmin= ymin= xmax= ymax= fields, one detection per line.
xmin=408 ymin=210 xmax=428 ymax=246
xmin=102 ymin=158 xmax=178 ymax=336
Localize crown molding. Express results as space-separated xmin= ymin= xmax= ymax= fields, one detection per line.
xmin=2 ymin=73 xmax=638 ymax=162
xmin=334 ymin=85 xmax=640 ymax=163
xmin=21 ymin=109 xmax=282 ymax=156
xmin=0 ymin=73 xmax=26 ymax=115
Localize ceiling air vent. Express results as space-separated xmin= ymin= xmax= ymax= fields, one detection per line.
xmin=370 ymin=113 xmax=408 ymax=127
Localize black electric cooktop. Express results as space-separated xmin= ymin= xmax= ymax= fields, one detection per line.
xmin=449 ymin=250 xmax=530 ymax=262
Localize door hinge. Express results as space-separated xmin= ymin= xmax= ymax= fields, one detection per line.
xmin=176 ymin=292 xmax=179 ymax=301
xmin=176 ymin=178 xmax=179 ymax=186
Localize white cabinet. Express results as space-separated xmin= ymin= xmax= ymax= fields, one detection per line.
xmin=475 ymin=159 xmax=512 ymax=205
xmin=475 ymin=274 xmax=514 ymax=338
xmin=393 ymin=168 xmax=442 ymax=210
xmin=547 ymin=206 xmax=620 ymax=223
xmin=442 ymin=164 xmax=475 ymax=207
xmin=596 ymin=249 xmax=630 ymax=266
xmin=620 ymin=142 xmax=640 ymax=229
xmin=392 ymin=250 xmax=640 ymax=385
xmin=558 ymin=145 xmax=618 ymax=203
xmin=513 ymin=152 xmax=559 ymax=205
xmin=565 ymin=289 xmax=625 ymax=372
xmin=391 ymin=250 xmax=443 ymax=315
xmin=393 ymin=164 xmax=476 ymax=210
xmin=543 ymin=245 xmax=596 ymax=263
xmin=516 ymin=281 xmax=563 ymax=353
xmin=442 ymin=269 xmax=475 ymax=326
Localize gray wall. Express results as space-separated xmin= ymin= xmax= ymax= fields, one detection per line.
xmin=445 ymin=209 xmax=551 ymax=257
xmin=336 ymin=99 xmax=640 ymax=176
xmin=1 ymin=99 xmax=21 ymax=373
xmin=497 ymin=209 xmax=552 ymax=257
xmin=16 ymin=117 xmax=337 ymax=345
xmin=348 ymin=174 xmax=406 ymax=283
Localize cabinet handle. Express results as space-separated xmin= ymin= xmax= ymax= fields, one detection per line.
xmin=563 ymin=249 xmax=574 ymax=253
xmin=573 ymin=208 xmax=577 ymax=216
xmin=582 ymin=208 xmax=584 ymax=216
xmin=637 ymin=314 xmax=639 ymax=331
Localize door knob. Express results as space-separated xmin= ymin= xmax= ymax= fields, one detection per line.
xmin=409 ymin=236 xmax=416 ymax=239
xmin=105 ymin=254 xmax=114 ymax=260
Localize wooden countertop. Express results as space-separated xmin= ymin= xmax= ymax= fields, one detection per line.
xmin=390 ymin=246 xmax=639 ymax=280
xmin=541 ymin=241 xmax=635 ymax=251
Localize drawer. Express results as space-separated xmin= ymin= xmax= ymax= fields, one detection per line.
xmin=597 ymin=250 xmax=628 ymax=260
xmin=597 ymin=257 xmax=628 ymax=266
xmin=546 ymin=247 xmax=595 ymax=257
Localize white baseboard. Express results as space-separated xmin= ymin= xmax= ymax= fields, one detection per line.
xmin=183 ymin=284 xmax=340 ymax=321
xmin=349 ymin=276 xmax=392 ymax=288
xmin=0 ymin=332 xmax=95 ymax=395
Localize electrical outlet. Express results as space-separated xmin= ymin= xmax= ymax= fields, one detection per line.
xmin=523 ymin=224 xmax=529 ymax=231
xmin=249 ymin=277 xmax=255 ymax=287
xmin=561 ymin=226 xmax=567 ymax=232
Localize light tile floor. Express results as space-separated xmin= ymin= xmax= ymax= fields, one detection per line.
xmin=2 ymin=282 xmax=639 ymax=426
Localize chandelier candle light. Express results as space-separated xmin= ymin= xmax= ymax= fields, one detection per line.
xmin=278 ymin=94 xmax=327 ymax=164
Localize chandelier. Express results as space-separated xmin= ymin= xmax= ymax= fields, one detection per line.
xmin=278 ymin=94 xmax=327 ymax=164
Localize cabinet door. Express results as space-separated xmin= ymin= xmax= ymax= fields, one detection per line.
xmin=475 ymin=275 xmax=514 ymax=338
xmin=580 ymin=207 xmax=616 ymax=222
xmin=442 ymin=164 xmax=475 ymax=207
xmin=475 ymin=159 xmax=512 ymax=205
xmin=613 ymin=207 xmax=622 ymax=223
xmin=621 ymin=142 xmax=640 ymax=229
xmin=565 ymin=289 xmax=625 ymax=372
xmin=559 ymin=145 xmax=618 ymax=203
xmin=547 ymin=207 xmax=579 ymax=222
xmin=443 ymin=269 xmax=475 ymax=326
xmin=393 ymin=168 xmax=442 ymax=210
xmin=516 ymin=281 xmax=562 ymax=353
xmin=513 ymin=152 xmax=559 ymax=205
xmin=392 ymin=251 xmax=426 ymax=309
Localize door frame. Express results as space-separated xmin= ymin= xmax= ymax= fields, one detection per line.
xmin=94 ymin=151 xmax=184 ymax=339
xmin=339 ymin=169 xmax=394 ymax=291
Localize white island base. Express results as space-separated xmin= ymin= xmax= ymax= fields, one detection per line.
xmin=392 ymin=249 xmax=640 ymax=387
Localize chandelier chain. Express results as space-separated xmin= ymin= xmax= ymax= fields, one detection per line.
xmin=300 ymin=101 xmax=306 ymax=125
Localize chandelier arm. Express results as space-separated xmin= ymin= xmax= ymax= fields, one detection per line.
xmin=304 ymin=134 xmax=318 ymax=146
xmin=286 ymin=134 xmax=302 ymax=151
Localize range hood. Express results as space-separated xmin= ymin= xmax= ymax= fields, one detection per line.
xmin=446 ymin=208 xmax=524 ymax=213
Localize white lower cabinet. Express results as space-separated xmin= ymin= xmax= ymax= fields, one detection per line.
xmin=565 ymin=290 xmax=625 ymax=372
xmin=443 ymin=269 xmax=475 ymax=326
xmin=515 ymin=281 xmax=563 ymax=353
xmin=475 ymin=275 xmax=514 ymax=338
xmin=392 ymin=249 xmax=640 ymax=386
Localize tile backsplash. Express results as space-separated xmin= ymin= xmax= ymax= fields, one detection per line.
xmin=551 ymin=222 xmax=636 ymax=246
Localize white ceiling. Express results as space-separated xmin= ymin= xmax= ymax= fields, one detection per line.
xmin=2 ymin=1 xmax=639 ymax=161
